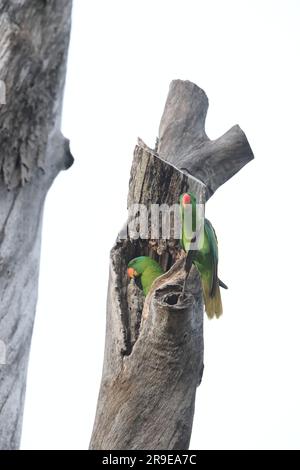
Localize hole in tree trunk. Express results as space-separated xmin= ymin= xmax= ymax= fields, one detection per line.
xmin=165 ymin=293 xmax=180 ymax=305
xmin=114 ymin=237 xmax=183 ymax=356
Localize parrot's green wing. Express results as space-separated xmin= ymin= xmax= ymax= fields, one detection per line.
xmin=204 ymin=219 xmax=219 ymax=297
xmin=141 ymin=263 xmax=164 ymax=295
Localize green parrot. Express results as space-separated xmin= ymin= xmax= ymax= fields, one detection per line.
xmin=127 ymin=256 xmax=164 ymax=296
xmin=179 ymin=192 xmax=227 ymax=319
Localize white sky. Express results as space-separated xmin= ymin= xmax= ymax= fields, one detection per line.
xmin=21 ymin=0 xmax=300 ymax=450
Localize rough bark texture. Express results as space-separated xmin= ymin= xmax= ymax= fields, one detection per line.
xmin=158 ymin=80 xmax=254 ymax=198
xmin=90 ymin=80 xmax=254 ymax=450
xmin=90 ymin=144 xmax=205 ymax=450
xmin=0 ymin=0 xmax=73 ymax=449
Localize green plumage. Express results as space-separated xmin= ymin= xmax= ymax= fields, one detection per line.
xmin=127 ymin=256 xmax=164 ymax=295
xmin=179 ymin=192 xmax=227 ymax=318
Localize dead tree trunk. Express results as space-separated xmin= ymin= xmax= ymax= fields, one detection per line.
xmin=0 ymin=0 xmax=73 ymax=449
xmin=90 ymin=80 xmax=254 ymax=450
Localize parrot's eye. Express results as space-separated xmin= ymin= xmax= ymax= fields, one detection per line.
xmin=182 ymin=193 xmax=191 ymax=205
xmin=127 ymin=267 xmax=137 ymax=278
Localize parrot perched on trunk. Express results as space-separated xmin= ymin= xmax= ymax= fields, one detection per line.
xmin=179 ymin=192 xmax=228 ymax=319
xmin=127 ymin=256 xmax=164 ymax=295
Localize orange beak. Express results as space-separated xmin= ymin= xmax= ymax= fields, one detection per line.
xmin=127 ymin=267 xmax=137 ymax=279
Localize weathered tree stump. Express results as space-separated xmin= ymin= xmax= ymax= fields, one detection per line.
xmin=0 ymin=0 xmax=73 ymax=449
xmin=90 ymin=80 xmax=254 ymax=450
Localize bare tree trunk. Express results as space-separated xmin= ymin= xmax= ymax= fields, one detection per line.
xmin=0 ymin=0 xmax=73 ymax=449
xmin=90 ymin=80 xmax=254 ymax=450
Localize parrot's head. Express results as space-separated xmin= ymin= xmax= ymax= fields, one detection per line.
xmin=179 ymin=192 xmax=197 ymax=209
xmin=179 ymin=192 xmax=198 ymax=238
xmin=127 ymin=256 xmax=148 ymax=279
xmin=181 ymin=193 xmax=191 ymax=205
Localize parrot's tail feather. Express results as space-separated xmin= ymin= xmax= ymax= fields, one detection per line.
xmin=218 ymin=278 xmax=228 ymax=290
xmin=202 ymin=278 xmax=223 ymax=319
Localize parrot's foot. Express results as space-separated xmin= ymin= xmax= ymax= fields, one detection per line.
xmin=179 ymin=292 xmax=188 ymax=303
xmin=179 ymin=276 xmax=189 ymax=302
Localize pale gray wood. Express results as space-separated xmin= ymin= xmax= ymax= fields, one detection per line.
xmin=90 ymin=82 xmax=254 ymax=450
xmin=91 ymin=255 xmax=203 ymax=450
xmin=90 ymin=143 xmax=205 ymax=450
xmin=158 ymin=80 xmax=254 ymax=197
xmin=0 ymin=0 xmax=73 ymax=449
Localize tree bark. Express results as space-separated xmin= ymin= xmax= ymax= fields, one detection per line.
xmin=90 ymin=81 xmax=254 ymax=450
xmin=90 ymin=143 xmax=205 ymax=450
xmin=158 ymin=80 xmax=254 ymax=198
xmin=0 ymin=0 xmax=73 ymax=449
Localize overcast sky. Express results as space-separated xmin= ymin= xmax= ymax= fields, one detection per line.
xmin=21 ymin=0 xmax=300 ymax=450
